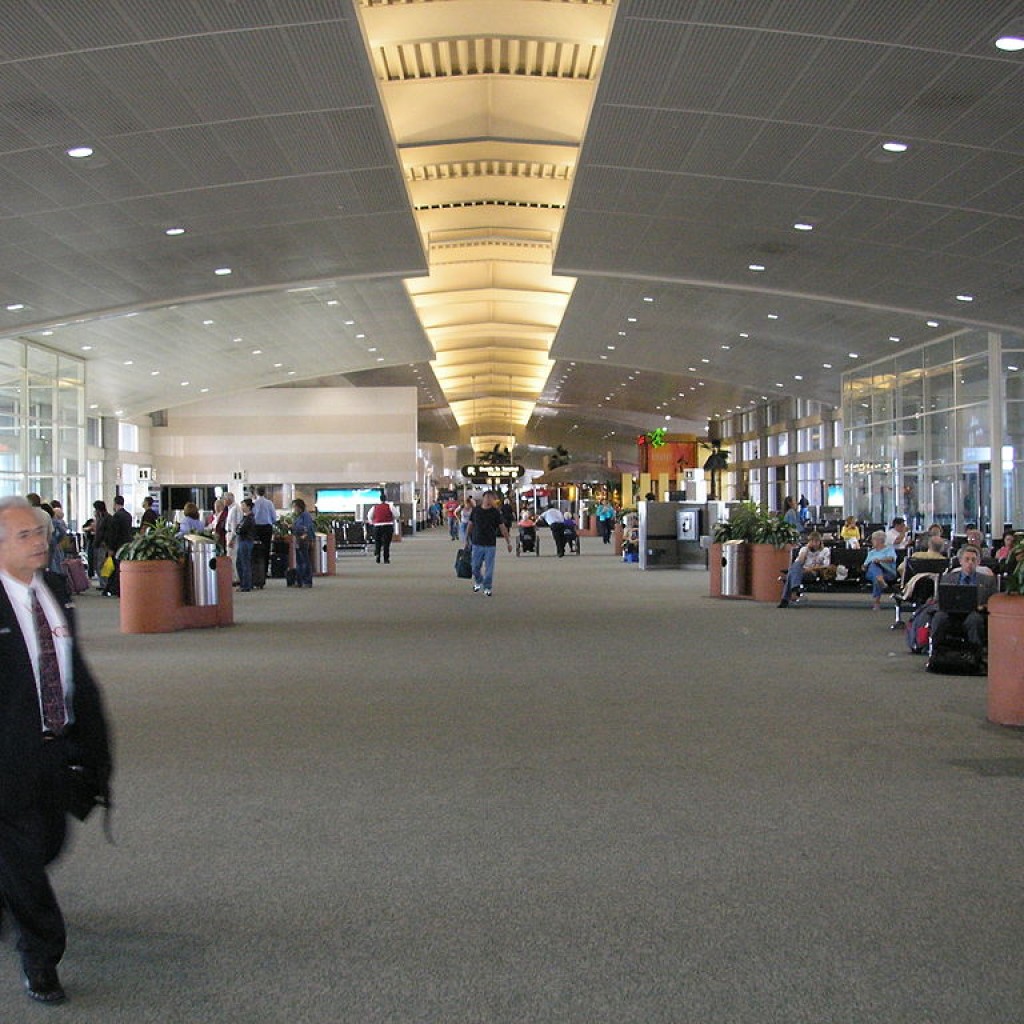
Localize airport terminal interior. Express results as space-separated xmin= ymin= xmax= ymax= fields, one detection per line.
xmin=1 ymin=1 xmax=1024 ymax=1020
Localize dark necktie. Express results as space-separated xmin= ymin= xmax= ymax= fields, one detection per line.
xmin=31 ymin=588 xmax=66 ymax=734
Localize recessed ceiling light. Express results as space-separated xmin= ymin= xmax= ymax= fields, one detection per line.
xmin=150 ymin=370 xmax=160 ymax=376
xmin=793 ymin=222 xmax=814 ymax=231
xmin=618 ymin=330 xmax=626 ymax=337
xmin=214 ymin=267 xmax=232 ymax=276
xmin=995 ymin=24 xmax=1024 ymax=50
xmin=39 ymin=330 xmax=53 ymax=336
xmin=882 ymin=141 xmax=909 ymax=153
xmin=251 ymin=349 xmax=262 ymax=355
xmin=67 ymin=146 xmax=94 ymax=159
xmin=955 ymin=294 xmax=974 ymax=302
xmin=889 ymin=335 xmax=901 ymax=342
xmin=643 ymin=296 xmax=654 ymax=303
xmin=203 ymin=319 xmax=214 ymax=325
xmin=287 ymin=370 xmax=296 ymax=376
xmin=600 ymin=354 xmax=608 ymax=360
xmin=739 ymin=332 xmax=749 ymax=338
xmin=200 ymin=388 xmax=210 ymax=393
xmin=89 ymin=403 xmax=98 ymax=410
xmin=180 ymin=381 xmax=189 ymax=386
xmin=165 ymin=227 xmax=185 ymax=236
xmin=123 ymin=359 xmax=133 ymax=366
xmin=767 ymin=313 xmax=778 ymax=320
xmin=355 ymin=333 xmax=366 ymax=340
xmin=606 ymin=345 xmax=615 ymax=350
xmin=376 ymin=357 xmax=385 ymax=362
xmin=5 ymin=303 xmax=25 ymax=311
xmin=343 ymin=319 xmax=354 ymax=325
xmin=775 ymin=383 xmax=784 ymax=388
xmin=748 ymin=263 xmax=766 ymax=272
xmin=823 ymin=363 xmax=833 ymax=369
xmin=1008 ymin=364 xmax=1020 ymax=372
xmin=794 ymin=375 xmax=804 ymax=381
xmin=701 ymin=358 xmax=710 ymax=364
xmin=114 ymin=409 xmax=124 ymax=417
xmin=721 ymin=345 xmax=730 ymax=350
xmin=849 ymin=352 xmax=859 ymax=359
xmin=81 ymin=345 xmax=92 ymax=351
xmin=273 ymin=362 xmax=283 ymax=368
xmin=926 ymin=320 xmax=940 ymax=327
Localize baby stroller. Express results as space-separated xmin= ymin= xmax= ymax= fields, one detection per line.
xmin=516 ymin=522 xmax=539 ymax=556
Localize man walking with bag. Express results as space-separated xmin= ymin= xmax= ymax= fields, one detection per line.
xmin=466 ymin=490 xmax=512 ymax=596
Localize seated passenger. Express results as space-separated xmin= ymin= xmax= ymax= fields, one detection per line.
xmin=915 ymin=522 xmax=948 ymax=554
xmin=778 ymin=531 xmax=831 ymax=608
xmin=839 ymin=516 xmax=861 ymax=547
xmin=995 ymin=530 xmax=1021 ymax=574
xmin=863 ymin=530 xmax=899 ymax=610
xmin=900 ymin=534 xmax=948 ymax=583
xmin=929 ymin=545 xmax=997 ymax=650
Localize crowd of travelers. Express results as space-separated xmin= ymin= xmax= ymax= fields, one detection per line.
xmin=777 ymin=499 xmax=1021 ymax=672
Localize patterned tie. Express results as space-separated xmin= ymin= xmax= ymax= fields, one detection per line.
xmin=31 ymin=587 xmax=66 ymax=734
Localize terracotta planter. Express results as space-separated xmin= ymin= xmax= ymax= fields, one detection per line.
xmin=750 ymin=543 xmax=793 ymax=603
xmin=120 ymin=559 xmax=184 ymax=634
xmin=986 ymin=594 xmax=1024 ymax=726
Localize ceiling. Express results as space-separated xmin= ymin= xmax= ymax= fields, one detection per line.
xmin=1 ymin=0 xmax=1022 ymax=464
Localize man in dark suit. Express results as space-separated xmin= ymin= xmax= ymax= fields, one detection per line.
xmin=930 ymin=544 xmax=998 ymax=649
xmin=101 ymin=494 xmax=134 ymax=597
xmin=0 ymin=496 xmax=113 ymax=1004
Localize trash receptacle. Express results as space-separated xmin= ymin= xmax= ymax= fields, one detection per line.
xmin=720 ymin=539 xmax=747 ymax=597
xmin=315 ymin=532 xmax=329 ymax=575
xmin=185 ymin=535 xmax=218 ymax=606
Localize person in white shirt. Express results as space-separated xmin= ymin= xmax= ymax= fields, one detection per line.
xmin=778 ymin=531 xmax=831 ymax=607
xmin=537 ymin=505 xmax=568 ymax=557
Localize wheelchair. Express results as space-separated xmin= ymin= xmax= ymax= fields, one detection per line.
xmin=515 ymin=524 xmax=539 ymax=556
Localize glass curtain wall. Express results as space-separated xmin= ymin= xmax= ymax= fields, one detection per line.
xmin=0 ymin=338 xmax=86 ymax=526
xmin=842 ymin=329 xmax=1022 ymax=537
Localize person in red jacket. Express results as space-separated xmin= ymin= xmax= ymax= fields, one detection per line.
xmin=368 ymin=493 xmax=396 ymax=564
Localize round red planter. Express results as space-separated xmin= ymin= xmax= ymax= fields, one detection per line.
xmin=119 ymin=560 xmax=184 ymax=634
xmin=986 ymin=593 xmax=1024 ymax=726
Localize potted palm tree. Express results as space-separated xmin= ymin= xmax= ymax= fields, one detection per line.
xmin=117 ymin=520 xmax=186 ymax=633
xmin=986 ymin=534 xmax=1024 ymax=725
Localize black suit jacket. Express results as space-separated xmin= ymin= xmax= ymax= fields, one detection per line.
xmin=0 ymin=571 xmax=113 ymax=821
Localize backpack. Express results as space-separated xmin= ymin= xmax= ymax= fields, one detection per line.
xmin=906 ymin=600 xmax=938 ymax=654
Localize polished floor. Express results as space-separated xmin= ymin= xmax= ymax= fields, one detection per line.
xmin=5 ymin=528 xmax=1023 ymax=1023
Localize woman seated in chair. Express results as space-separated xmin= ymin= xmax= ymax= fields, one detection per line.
xmin=863 ymin=530 xmax=899 ymax=610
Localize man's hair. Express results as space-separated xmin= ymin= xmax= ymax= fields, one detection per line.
xmin=927 ymin=535 xmax=946 ymax=553
xmin=114 ymin=495 xmax=125 ymax=507
xmin=960 ymin=544 xmax=981 ymax=559
xmin=143 ymin=496 xmax=153 ymax=506
xmin=256 ymin=486 xmax=266 ymax=496
xmin=0 ymin=496 xmax=33 ymax=541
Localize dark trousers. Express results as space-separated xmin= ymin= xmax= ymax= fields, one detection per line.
xmin=0 ymin=739 xmax=70 ymax=970
xmin=374 ymin=524 xmax=394 ymax=563
xmin=931 ymin=609 xmax=987 ymax=648
xmin=550 ymin=522 xmax=567 ymax=556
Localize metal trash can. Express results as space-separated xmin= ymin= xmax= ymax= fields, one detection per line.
xmin=720 ymin=539 xmax=747 ymax=597
xmin=184 ymin=534 xmax=218 ymax=606
xmin=315 ymin=532 xmax=329 ymax=574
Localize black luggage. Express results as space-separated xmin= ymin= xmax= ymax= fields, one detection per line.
xmin=270 ymin=540 xmax=289 ymax=579
xmin=455 ymin=547 xmax=472 ymax=579
xmin=285 ymin=568 xmax=298 ymax=587
xmin=926 ymin=635 xmax=984 ymax=675
xmin=252 ymin=542 xmax=267 ymax=589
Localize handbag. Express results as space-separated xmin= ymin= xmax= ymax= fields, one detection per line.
xmin=454 ymin=547 xmax=473 ymax=579
xmin=99 ymin=554 xmax=115 ymax=579
xmin=65 ymin=764 xmax=111 ymax=822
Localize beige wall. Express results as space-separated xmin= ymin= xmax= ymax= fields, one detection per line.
xmin=150 ymin=388 xmax=418 ymax=484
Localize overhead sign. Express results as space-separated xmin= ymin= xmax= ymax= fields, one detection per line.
xmin=461 ymin=464 xmax=525 ymax=483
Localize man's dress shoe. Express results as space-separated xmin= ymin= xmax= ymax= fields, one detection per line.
xmin=23 ymin=967 xmax=66 ymax=1004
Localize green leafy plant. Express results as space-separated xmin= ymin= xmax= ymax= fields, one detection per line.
xmin=712 ymin=501 xmax=760 ymax=543
xmin=711 ymin=502 xmax=799 ymax=548
xmin=116 ymin=519 xmax=184 ymax=562
xmin=752 ymin=510 xmax=801 ymax=549
xmin=1002 ymin=534 xmax=1024 ymax=595
xmin=646 ymin=427 xmax=667 ymax=448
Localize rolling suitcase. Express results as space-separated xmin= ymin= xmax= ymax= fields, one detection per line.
xmin=65 ymin=557 xmax=90 ymax=595
xmin=454 ymin=547 xmax=472 ymax=579
xmin=252 ymin=541 xmax=267 ymax=589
